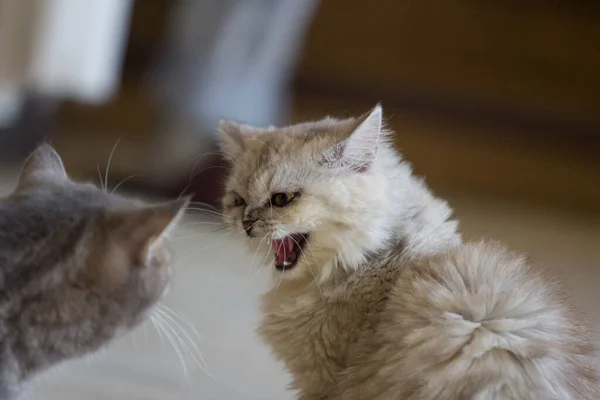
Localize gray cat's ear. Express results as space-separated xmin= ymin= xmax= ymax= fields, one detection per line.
xmin=17 ymin=143 xmax=68 ymax=189
xmin=217 ymin=120 xmax=246 ymax=162
xmin=321 ymin=104 xmax=384 ymax=172
xmin=107 ymin=197 xmax=190 ymax=265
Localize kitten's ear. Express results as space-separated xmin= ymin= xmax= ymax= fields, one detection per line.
xmin=217 ymin=120 xmax=246 ymax=162
xmin=107 ymin=197 xmax=190 ymax=265
xmin=321 ymin=104 xmax=384 ymax=173
xmin=17 ymin=143 xmax=68 ymax=189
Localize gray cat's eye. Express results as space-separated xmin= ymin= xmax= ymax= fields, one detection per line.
xmin=233 ymin=193 xmax=246 ymax=206
xmin=271 ymin=192 xmax=295 ymax=207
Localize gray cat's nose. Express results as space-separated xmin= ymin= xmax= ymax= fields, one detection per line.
xmin=242 ymin=219 xmax=257 ymax=236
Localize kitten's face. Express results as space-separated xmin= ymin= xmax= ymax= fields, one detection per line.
xmin=0 ymin=144 xmax=188 ymax=375
xmin=220 ymin=106 xmax=399 ymax=281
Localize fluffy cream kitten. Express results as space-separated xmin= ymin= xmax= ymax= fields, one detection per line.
xmin=218 ymin=105 xmax=598 ymax=399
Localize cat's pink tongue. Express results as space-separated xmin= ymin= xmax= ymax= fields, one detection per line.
xmin=271 ymin=236 xmax=294 ymax=264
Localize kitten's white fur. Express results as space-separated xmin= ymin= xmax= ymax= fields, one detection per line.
xmin=219 ymin=106 xmax=598 ymax=399
xmin=219 ymin=105 xmax=460 ymax=281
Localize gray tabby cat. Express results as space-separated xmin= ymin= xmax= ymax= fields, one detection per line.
xmin=0 ymin=144 xmax=188 ymax=399
xmin=218 ymin=105 xmax=599 ymax=399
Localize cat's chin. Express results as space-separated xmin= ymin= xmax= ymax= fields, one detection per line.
xmin=271 ymin=233 xmax=310 ymax=271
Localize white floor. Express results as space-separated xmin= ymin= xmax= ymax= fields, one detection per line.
xmin=1 ymin=171 xmax=599 ymax=399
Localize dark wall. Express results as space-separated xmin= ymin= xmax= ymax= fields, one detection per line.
xmin=296 ymin=1 xmax=600 ymax=136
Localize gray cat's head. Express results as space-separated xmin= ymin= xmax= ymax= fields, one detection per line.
xmin=0 ymin=144 xmax=188 ymax=387
xmin=218 ymin=105 xmax=419 ymax=282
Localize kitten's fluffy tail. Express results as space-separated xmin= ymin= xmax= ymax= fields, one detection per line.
xmin=341 ymin=241 xmax=599 ymax=399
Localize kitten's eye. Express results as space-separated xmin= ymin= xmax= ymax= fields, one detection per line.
xmin=271 ymin=192 xmax=295 ymax=207
xmin=233 ymin=193 xmax=246 ymax=207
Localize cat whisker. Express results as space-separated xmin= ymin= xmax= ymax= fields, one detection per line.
xmin=159 ymin=303 xmax=206 ymax=343
xmin=185 ymin=207 xmax=227 ymax=218
xmin=180 ymin=225 xmax=233 ymax=239
xmin=176 ymin=221 xmax=231 ymax=228
xmin=303 ymin=242 xmax=318 ymax=264
xmin=111 ymin=173 xmax=137 ymax=194
xmin=187 ymin=201 xmax=220 ymax=212
xmin=152 ymin=311 xmax=191 ymax=384
xmin=188 ymin=152 xmax=220 ymax=178
xmin=209 ymin=226 xmax=230 ymax=233
xmin=184 ymin=207 xmax=226 ymax=215
xmin=299 ymin=237 xmax=323 ymax=282
xmin=104 ymin=137 xmax=121 ymax=193
xmin=188 ymin=150 xmax=231 ymax=181
xmin=177 ymin=183 xmax=192 ymax=199
xmin=275 ymin=266 xmax=286 ymax=291
xmin=258 ymin=176 xmax=273 ymax=219
xmin=275 ymin=268 xmax=286 ymax=291
xmin=251 ymin=253 xmax=269 ymax=278
xmin=96 ymin=164 xmax=105 ymax=190
xmin=149 ymin=313 xmax=166 ymax=350
xmin=172 ymin=242 xmax=216 ymax=265
xmin=250 ymin=233 xmax=270 ymax=272
xmin=155 ymin=306 xmax=212 ymax=377
xmin=211 ymin=149 xmax=243 ymax=165
xmin=190 ymin=165 xmax=228 ymax=178
xmin=274 ymin=239 xmax=286 ymax=291
xmin=155 ymin=309 xmax=205 ymax=353
xmin=252 ymin=234 xmax=275 ymax=278
xmin=171 ymin=228 xmax=227 ymax=241
xmin=173 ymin=227 xmax=245 ymax=262
xmin=178 ymin=150 xmax=234 ymax=199
xmin=287 ymin=234 xmax=323 ymax=299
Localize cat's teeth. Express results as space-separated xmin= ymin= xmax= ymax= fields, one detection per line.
xmin=283 ymin=261 xmax=291 ymax=267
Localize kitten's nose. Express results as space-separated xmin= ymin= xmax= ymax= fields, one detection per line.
xmin=242 ymin=219 xmax=257 ymax=236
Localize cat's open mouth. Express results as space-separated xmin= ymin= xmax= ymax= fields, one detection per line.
xmin=271 ymin=233 xmax=309 ymax=271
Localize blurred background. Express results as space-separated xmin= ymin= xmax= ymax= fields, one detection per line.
xmin=1 ymin=0 xmax=599 ymax=210
xmin=1 ymin=1 xmax=600 ymax=399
